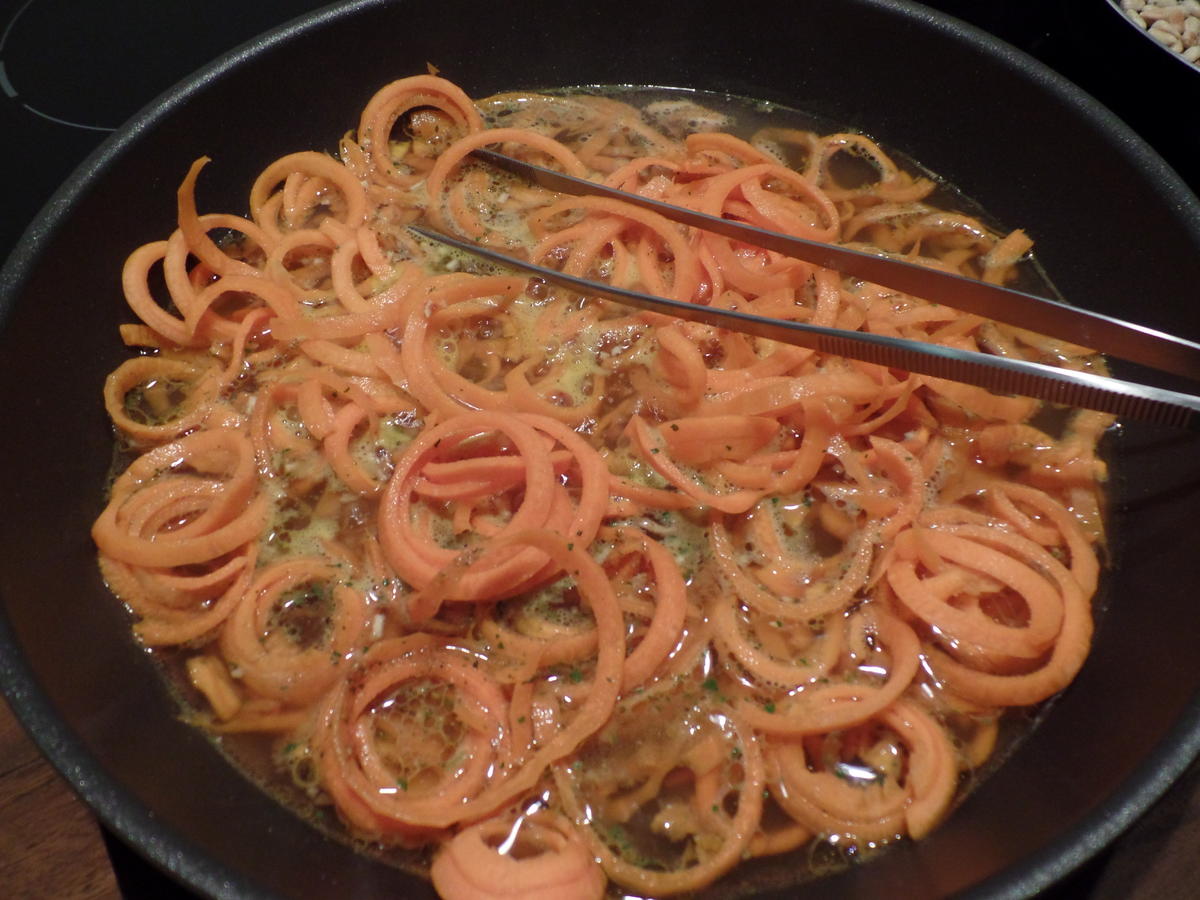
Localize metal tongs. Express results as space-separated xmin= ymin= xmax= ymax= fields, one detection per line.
xmin=411 ymin=148 xmax=1200 ymax=430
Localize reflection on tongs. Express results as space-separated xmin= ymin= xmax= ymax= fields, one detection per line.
xmin=410 ymin=148 xmax=1200 ymax=430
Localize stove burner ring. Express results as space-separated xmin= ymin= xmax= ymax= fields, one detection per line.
xmin=0 ymin=0 xmax=117 ymax=132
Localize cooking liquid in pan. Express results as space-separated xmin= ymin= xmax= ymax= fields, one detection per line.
xmin=100 ymin=83 xmax=1113 ymax=897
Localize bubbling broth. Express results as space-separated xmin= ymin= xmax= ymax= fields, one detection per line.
xmin=95 ymin=75 xmax=1112 ymax=899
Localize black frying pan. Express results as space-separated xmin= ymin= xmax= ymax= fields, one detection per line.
xmin=3 ymin=1 xmax=1200 ymax=897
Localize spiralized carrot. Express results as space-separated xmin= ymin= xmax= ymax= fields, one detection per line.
xmin=431 ymin=812 xmax=605 ymax=900
xmin=94 ymin=74 xmax=1113 ymax=900
xmin=218 ymin=557 xmax=371 ymax=705
xmin=103 ymin=356 xmax=222 ymax=445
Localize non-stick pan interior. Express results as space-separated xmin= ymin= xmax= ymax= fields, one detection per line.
xmin=2 ymin=1 xmax=1200 ymax=897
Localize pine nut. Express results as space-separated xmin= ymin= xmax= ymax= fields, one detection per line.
xmin=1118 ymin=0 xmax=1200 ymax=67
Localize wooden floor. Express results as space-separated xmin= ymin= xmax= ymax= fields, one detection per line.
xmin=0 ymin=695 xmax=119 ymax=900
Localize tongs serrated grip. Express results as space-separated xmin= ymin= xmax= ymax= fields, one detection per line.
xmin=409 ymin=148 xmax=1200 ymax=429
xmin=470 ymin=147 xmax=1200 ymax=383
xmin=410 ymin=225 xmax=1200 ymax=430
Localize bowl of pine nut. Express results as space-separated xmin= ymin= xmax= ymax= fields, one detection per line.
xmin=1112 ymin=1 xmax=1200 ymax=68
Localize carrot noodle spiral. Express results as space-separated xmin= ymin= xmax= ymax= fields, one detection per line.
xmin=95 ymin=74 xmax=1113 ymax=897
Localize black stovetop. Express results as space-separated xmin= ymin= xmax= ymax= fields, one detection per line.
xmin=0 ymin=0 xmax=332 ymax=254
xmin=2 ymin=1 xmax=1196 ymax=898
